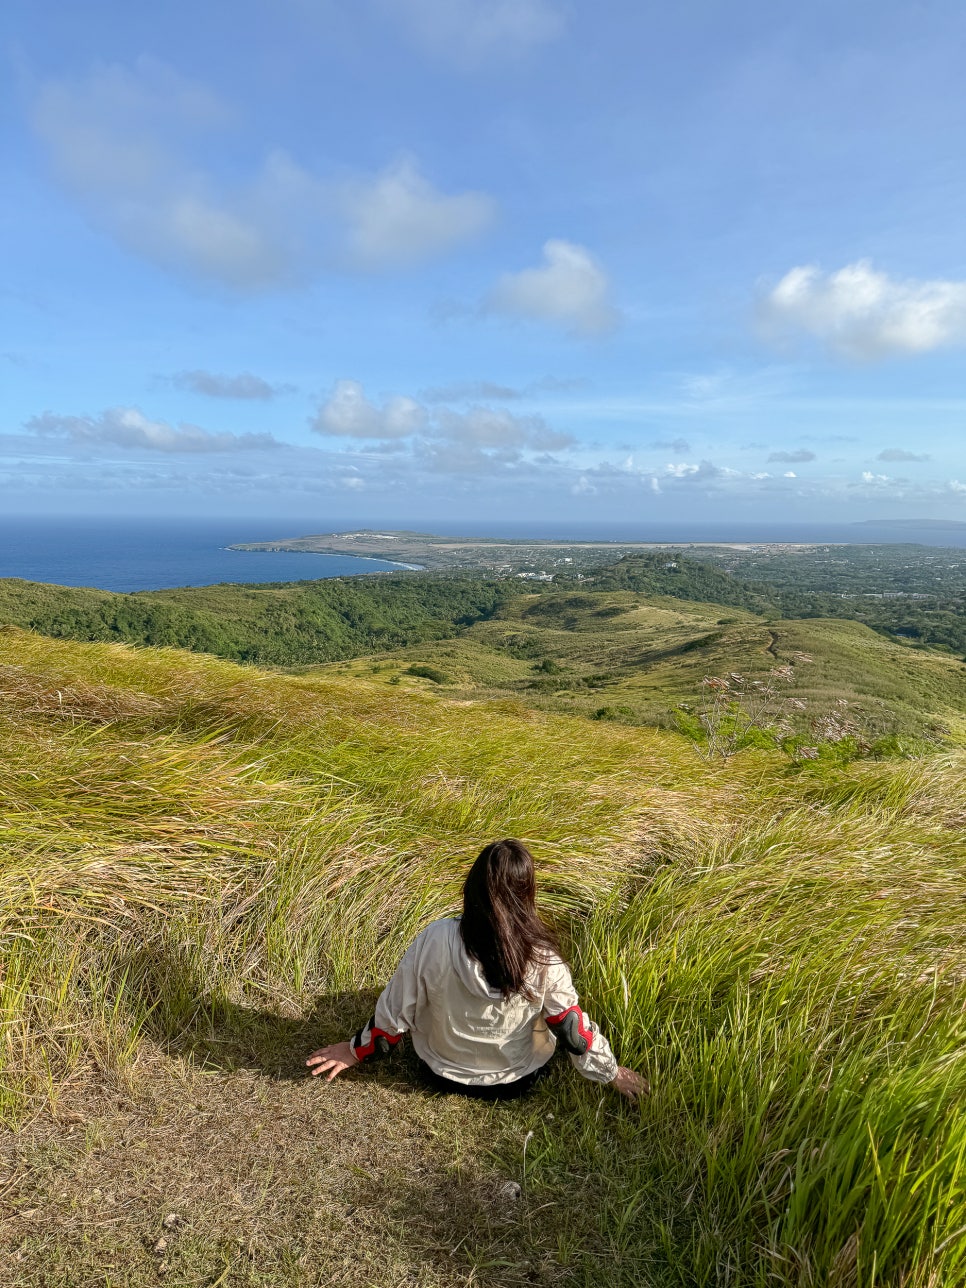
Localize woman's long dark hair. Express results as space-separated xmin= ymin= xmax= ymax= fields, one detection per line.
xmin=459 ymin=839 xmax=559 ymax=999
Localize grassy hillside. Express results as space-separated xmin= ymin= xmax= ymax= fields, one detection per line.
xmin=323 ymin=590 xmax=966 ymax=743
xmin=2 ymin=628 xmax=965 ymax=1286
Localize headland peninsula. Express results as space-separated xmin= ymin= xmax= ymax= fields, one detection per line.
xmin=228 ymin=528 xmax=841 ymax=577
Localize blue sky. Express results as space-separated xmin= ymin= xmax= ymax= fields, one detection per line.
xmin=3 ymin=0 xmax=966 ymax=525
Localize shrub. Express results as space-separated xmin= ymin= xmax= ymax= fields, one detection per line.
xmin=592 ymin=704 xmax=635 ymax=722
xmin=533 ymin=658 xmax=563 ymax=674
xmin=405 ymin=664 xmax=449 ymax=684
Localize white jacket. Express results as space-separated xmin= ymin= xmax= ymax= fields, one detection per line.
xmin=350 ymin=917 xmax=618 ymax=1086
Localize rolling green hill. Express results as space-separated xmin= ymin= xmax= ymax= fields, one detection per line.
xmin=578 ymin=550 xmax=774 ymax=611
xmin=0 ymin=550 xmax=774 ymax=667
xmin=322 ymin=590 xmax=966 ymax=745
xmin=2 ymin=566 xmax=965 ymax=748
xmin=2 ymin=629 xmax=965 ymax=1286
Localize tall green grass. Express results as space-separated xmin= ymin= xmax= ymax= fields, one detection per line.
xmin=0 ymin=629 xmax=664 ymax=1122
xmin=547 ymin=768 xmax=966 ymax=1285
xmin=2 ymin=628 xmax=964 ymax=1285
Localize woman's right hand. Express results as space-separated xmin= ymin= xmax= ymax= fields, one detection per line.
xmin=305 ymin=1041 xmax=358 ymax=1081
xmin=611 ymin=1066 xmax=649 ymax=1100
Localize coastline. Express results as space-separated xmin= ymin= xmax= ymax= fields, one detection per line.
xmin=224 ymin=546 xmax=425 ymax=572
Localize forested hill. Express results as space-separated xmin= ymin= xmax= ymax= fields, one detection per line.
xmin=577 ymin=552 xmax=776 ymax=612
xmin=0 ymin=575 xmax=517 ymax=666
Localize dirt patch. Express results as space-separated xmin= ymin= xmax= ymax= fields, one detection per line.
xmin=0 ymin=1052 xmax=568 ymax=1288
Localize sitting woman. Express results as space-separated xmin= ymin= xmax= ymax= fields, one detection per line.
xmin=306 ymin=838 xmax=646 ymax=1101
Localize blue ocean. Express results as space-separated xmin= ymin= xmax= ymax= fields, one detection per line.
xmin=0 ymin=516 xmax=964 ymax=594
xmin=0 ymin=518 xmax=412 ymax=592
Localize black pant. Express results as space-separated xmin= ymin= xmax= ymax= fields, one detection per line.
xmin=417 ymin=1057 xmax=550 ymax=1102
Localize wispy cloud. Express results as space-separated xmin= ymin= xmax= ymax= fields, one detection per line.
xmin=26 ymin=407 xmax=282 ymax=452
xmin=420 ymin=375 xmax=589 ymax=403
xmin=336 ymin=157 xmax=494 ymax=270
xmin=650 ymin=437 xmax=691 ymax=453
xmin=379 ymin=0 xmax=566 ymax=66
xmin=170 ymin=370 xmax=286 ymax=400
xmin=10 ymin=420 xmax=966 ymax=513
xmin=877 ymin=448 xmax=930 ymax=462
xmin=767 ymin=449 xmax=816 ymax=463
xmin=486 ymin=240 xmax=620 ymax=336
xmin=420 ymin=380 xmax=523 ymax=403
xmin=32 ymin=60 xmax=496 ymax=287
xmin=33 ymin=60 xmax=283 ymax=288
xmin=760 ymin=260 xmax=966 ymax=360
xmin=433 ymin=405 xmax=574 ymax=450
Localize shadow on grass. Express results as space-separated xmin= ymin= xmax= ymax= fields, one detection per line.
xmin=118 ymin=942 xmax=571 ymax=1102
xmin=116 ymin=942 xmax=396 ymax=1081
xmin=87 ymin=946 xmax=610 ymax=1286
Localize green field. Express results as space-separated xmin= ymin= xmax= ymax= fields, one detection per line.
xmin=2 ymin=627 xmax=965 ymax=1286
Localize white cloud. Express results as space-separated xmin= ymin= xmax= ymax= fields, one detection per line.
xmin=312 ymin=380 xmax=574 ymax=456
xmin=415 ymin=439 xmax=523 ymax=475
xmin=664 ymin=460 xmax=720 ymax=481
xmin=760 ymin=260 xmax=966 ymax=360
xmin=337 ymin=157 xmax=494 ymax=270
xmin=565 ymin=456 xmax=793 ymax=499
xmin=487 ymin=240 xmax=620 ymax=336
xmin=783 ymin=471 xmax=797 ymax=478
xmin=26 ymin=407 xmax=282 ymax=452
xmin=10 ymin=423 xmax=966 ymax=509
xmin=434 ymin=405 xmax=574 ymax=450
xmin=146 ymin=196 xmax=287 ymax=285
xmin=380 ymin=0 xmax=566 ymax=65
xmin=312 ymin=380 xmax=427 ymax=439
xmin=171 ymin=370 xmax=283 ymax=400
xmin=768 ymin=449 xmax=816 ymax=463
xmin=33 ymin=63 xmax=495 ymax=287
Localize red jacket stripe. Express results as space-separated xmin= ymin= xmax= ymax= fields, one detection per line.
xmin=545 ymin=1004 xmax=594 ymax=1050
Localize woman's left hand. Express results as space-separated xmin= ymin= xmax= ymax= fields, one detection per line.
xmin=305 ymin=1041 xmax=358 ymax=1081
xmin=611 ymin=1065 xmax=649 ymax=1100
